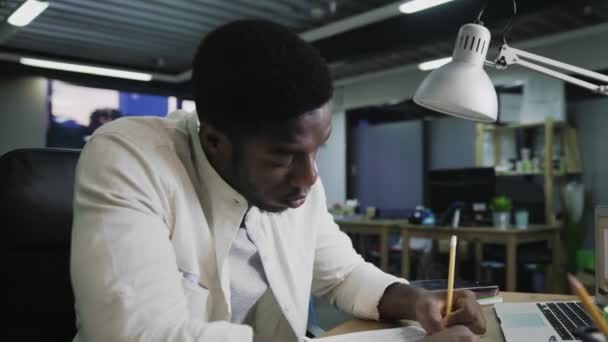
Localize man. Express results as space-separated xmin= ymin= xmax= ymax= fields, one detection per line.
xmin=70 ymin=20 xmax=485 ymax=342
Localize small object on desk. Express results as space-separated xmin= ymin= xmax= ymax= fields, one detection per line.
xmin=446 ymin=235 xmax=457 ymax=317
xmin=452 ymin=208 xmax=461 ymax=228
xmin=409 ymin=279 xmax=500 ymax=298
xmin=568 ymin=273 xmax=608 ymax=338
xmin=476 ymin=296 xmax=503 ymax=306
xmin=409 ymin=206 xmax=436 ymax=225
xmin=365 ymin=206 xmax=376 ymax=219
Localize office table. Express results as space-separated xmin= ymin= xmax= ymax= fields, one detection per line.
xmin=321 ymin=292 xmax=577 ymax=341
xmin=335 ymin=219 xmax=561 ymax=292
xmin=400 ymin=224 xmax=562 ymax=292
xmin=335 ymin=219 xmax=406 ymax=272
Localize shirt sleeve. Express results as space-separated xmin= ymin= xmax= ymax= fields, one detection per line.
xmin=71 ymin=132 xmax=253 ymax=342
xmin=309 ymin=181 xmax=408 ymax=321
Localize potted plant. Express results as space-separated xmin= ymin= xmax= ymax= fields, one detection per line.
xmin=491 ymin=195 xmax=512 ymax=229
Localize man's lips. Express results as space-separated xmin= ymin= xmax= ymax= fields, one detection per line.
xmin=283 ymin=194 xmax=307 ymax=208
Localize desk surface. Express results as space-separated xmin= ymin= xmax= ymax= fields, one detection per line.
xmin=335 ymin=219 xmax=408 ymax=228
xmin=400 ymin=224 xmax=561 ymax=235
xmin=336 ymin=219 xmax=560 ymax=234
xmin=321 ymin=292 xmax=577 ymax=341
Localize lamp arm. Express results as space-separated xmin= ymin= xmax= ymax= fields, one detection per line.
xmin=491 ymin=44 xmax=608 ymax=95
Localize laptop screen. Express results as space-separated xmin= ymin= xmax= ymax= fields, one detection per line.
xmin=596 ymin=207 xmax=608 ymax=306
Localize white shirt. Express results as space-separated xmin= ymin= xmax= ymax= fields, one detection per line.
xmin=70 ymin=111 xmax=407 ymax=342
xmin=228 ymin=225 xmax=268 ymax=324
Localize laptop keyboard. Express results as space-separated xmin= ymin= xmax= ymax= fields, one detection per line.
xmin=536 ymin=302 xmax=593 ymax=341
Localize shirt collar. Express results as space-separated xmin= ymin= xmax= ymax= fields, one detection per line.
xmin=183 ymin=111 xmax=249 ymax=215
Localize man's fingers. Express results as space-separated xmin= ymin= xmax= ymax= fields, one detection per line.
xmin=454 ymin=290 xmax=477 ymax=301
xmin=420 ymin=315 xmax=444 ymax=334
xmin=419 ymin=297 xmax=445 ymax=334
xmin=446 ymin=308 xmax=484 ymax=334
xmin=446 ymin=297 xmax=486 ymax=334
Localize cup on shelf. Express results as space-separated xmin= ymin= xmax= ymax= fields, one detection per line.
xmin=365 ymin=206 xmax=376 ymax=219
xmin=515 ymin=210 xmax=529 ymax=229
xmin=521 ymin=148 xmax=531 ymax=161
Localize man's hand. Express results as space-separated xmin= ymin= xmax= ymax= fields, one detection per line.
xmin=415 ymin=289 xmax=486 ymax=335
xmin=378 ymin=283 xmax=486 ymax=335
xmin=422 ymin=326 xmax=480 ymax=342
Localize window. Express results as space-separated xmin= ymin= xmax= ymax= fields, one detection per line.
xmin=47 ymin=80 xmax=187 ymax=148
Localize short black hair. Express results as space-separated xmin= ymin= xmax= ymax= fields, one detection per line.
xmin=192 ymin=19 xmax=333 ymax=135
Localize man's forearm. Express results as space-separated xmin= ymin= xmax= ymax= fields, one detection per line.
xmin=377 ymin=282 xmax=426 ymax=321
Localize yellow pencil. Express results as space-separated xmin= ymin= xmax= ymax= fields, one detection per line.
xmin=446 ymin=235 xmax=457 ymax=317
xmin=567 ymin=273 xmax=608 ymax=338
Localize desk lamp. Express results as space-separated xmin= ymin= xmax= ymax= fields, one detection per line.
xmin=413 ymin=0 xmax=608 ymax=122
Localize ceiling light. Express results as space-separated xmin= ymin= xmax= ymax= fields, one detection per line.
xmin=7 ymin=0 xmax=49 ymax=27
xmin=399 ymin=0 xmax=456 ymax=14
xmin=418 ymin=57 xmax=453 ymax=71
xmin=20 ymin=58 xmax=153 ymax=81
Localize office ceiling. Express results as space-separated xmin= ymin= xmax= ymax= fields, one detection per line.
xmin=326 ymin=0 xmax=608 ymax=80
xmin=0 ymin=0 xmax=389 ymax=73
xmin=0 ymin=0 xmax=607 ymax=84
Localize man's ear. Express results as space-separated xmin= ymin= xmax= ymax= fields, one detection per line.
xmin=199 ymin=124 xmax=231 ymax=158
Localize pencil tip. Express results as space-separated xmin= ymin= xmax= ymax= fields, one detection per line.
xmin=567 ymin=273 xmax=581 ymax=288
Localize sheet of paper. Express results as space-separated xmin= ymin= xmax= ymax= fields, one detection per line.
xmin=304 ymin=326 xmax=427 ymax=342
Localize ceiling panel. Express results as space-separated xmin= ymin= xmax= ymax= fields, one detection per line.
xmin=0 ymin=0 xmax=391 ymax=73
xmin=1 ymin=0 xmax=606 ymax=82
xmin=327 ymin=0 xmax=608 ymax=80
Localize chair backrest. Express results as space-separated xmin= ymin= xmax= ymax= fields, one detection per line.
xmin=1 ymin=148 xmax=80 ymax=341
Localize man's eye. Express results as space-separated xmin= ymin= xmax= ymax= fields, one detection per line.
xmin=270 ymin=155 xmax=293 ymax=167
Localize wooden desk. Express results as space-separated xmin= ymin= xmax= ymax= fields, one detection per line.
xmin=321 ymin=292 xmax=577 ymax=341
xmin=336 ymin=220 xmax=561 ymax=292
xmin=400 ymin=224 xmax=561 ymax=292
xmin=335 ymin=219 xmax=405 ymax=272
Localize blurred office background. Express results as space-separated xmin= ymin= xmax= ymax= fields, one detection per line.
xmin=2 ymin=0 xmax=608 ymax=333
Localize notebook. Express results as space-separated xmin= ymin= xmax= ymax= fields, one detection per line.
xmin=409 ymin=279 xmax=499 ymax=299
xmin=302 ymin=326 xmax=427 ymax=342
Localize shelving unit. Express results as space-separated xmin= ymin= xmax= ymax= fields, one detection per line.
xmin=475 ymin=118 xmax=582 ymax=225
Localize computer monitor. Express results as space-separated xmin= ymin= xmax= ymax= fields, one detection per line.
xmin=596 ymin=206 xmax=608 ymax=306
xmin=428 ymin=167 xmax=495 ymax=216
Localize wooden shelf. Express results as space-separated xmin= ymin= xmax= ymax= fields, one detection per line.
xmin=481 ymin=121 xmax=566 ymax=131
xmin=496 ymin=170 xmax=582 ymax=177
xmin=476 ymin=118 xmax=583 ymax=226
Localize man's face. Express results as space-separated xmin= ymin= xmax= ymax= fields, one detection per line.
xmin=224 ymin=104 xmax=332 ymax=213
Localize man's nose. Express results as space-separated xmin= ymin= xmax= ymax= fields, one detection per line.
xmin=289 ymin=155 xmax=318 ymax=189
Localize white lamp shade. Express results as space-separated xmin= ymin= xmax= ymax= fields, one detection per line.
xmin=414 ymin=61 xmax=498 ymax=122
xmin=414 ymin=23 xmax=498 ymax=122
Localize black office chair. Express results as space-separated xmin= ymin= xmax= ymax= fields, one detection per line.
xmin=1 ymin=148 xmax=80 ymax=341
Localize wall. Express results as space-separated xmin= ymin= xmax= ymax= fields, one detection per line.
xmin=429 ymin=116 xmax=476 ymax=170
xmin=318 ymin=22 xmax=608 ymax=210
xmin=571 ymin=98 xmax=608 ymax=247
xmin=355 ymin=120 xmax=423 ymax=212
xmin=0 ymin=76 xmax=47 ymax=156
xmin=316 ymin=111 xmax=346 ymax=207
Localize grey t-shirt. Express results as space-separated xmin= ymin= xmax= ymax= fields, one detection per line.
xmin=228 ymin=226 xmax=269 ymax=325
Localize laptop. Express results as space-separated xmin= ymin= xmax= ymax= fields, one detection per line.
xmin=494 ymin=206 xmax=608 ymax=342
